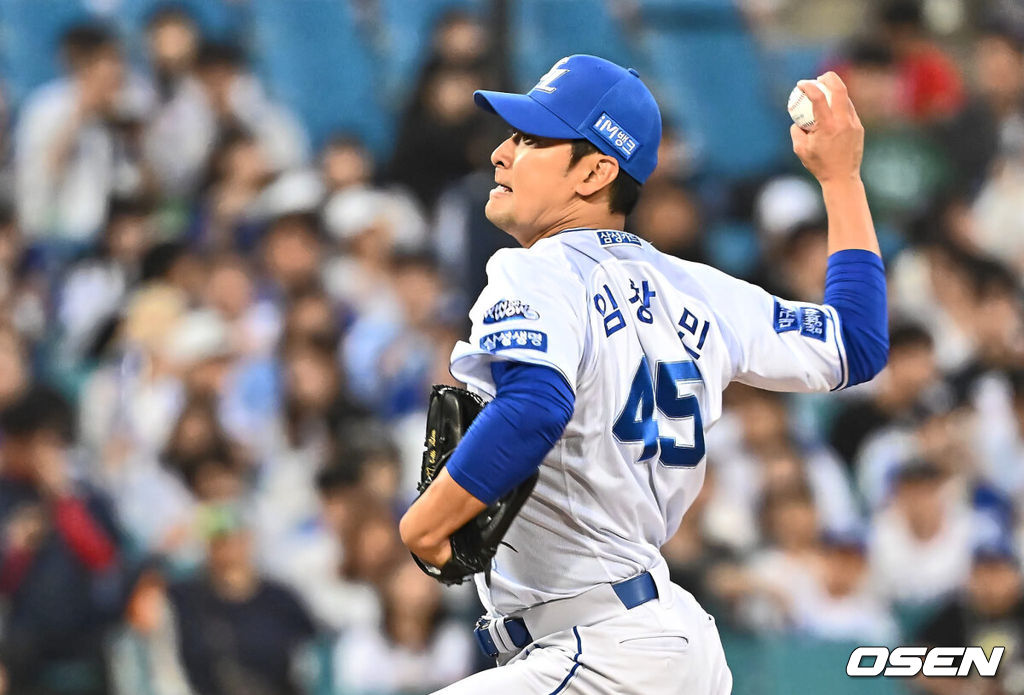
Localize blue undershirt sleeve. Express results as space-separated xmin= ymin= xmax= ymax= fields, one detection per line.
xmin=444 ymin=361 xmax=575 ymax=505
xmin=824 ymin=249 xmax=889 ymax=387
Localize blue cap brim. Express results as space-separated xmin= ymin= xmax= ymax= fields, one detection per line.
xmin=474 ymin=90 xmax=581 ymax=140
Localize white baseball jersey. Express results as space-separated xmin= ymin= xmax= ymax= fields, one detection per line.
xmin=450 ymin=228 xmax=849 ymax=616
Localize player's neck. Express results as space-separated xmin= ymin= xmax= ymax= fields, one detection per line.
xmin=520 ymin=210 xmax=626 ymax=248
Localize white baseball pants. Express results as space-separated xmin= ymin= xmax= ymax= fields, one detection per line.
xmin=433 ymin=583 xmax=733 ymax=695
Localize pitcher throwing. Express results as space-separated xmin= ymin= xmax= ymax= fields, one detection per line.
xmin=400 ymin=54 xmax=888 ymax=694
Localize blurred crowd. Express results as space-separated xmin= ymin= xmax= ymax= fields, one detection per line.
xmin=0 ymin=1 xmax=1023 ymax=694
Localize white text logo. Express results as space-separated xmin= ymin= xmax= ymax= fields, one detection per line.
xmin=846 ymin=646 xmax=1004 ymax=678
xmin=532 ymin=58 xmax=570 ymax=94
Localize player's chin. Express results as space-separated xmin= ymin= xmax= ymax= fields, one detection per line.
xmin=484 ymin=199 xmax=512 ymax=229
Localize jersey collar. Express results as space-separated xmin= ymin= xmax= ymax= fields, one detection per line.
xmin=554 ymin=226 xmax=608 ymax=236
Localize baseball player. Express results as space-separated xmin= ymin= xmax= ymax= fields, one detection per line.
xmin=400 ymin=55 xmax=887 ymax=694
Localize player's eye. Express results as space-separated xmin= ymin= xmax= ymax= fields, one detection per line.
xmin=510 ymin=130 xmax=544 ymax=147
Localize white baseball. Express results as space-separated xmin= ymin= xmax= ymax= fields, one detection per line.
xmin=788 ymin=79 xmax=833 ymax=131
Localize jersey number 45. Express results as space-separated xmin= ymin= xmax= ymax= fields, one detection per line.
xmin=612 ymin=356 xmax=706 ymax=468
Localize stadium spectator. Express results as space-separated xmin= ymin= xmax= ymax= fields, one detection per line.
xmin=937 ymin=21 xmax=1024 ymax=196
xmin=111 ymin=390 xmax=236 ymax=570
xmin=868 ymin=460 xmax=973 ymax=607
xmin=163 ymin=309 xmax=237 ymax=401
xmin=388 ymin=63 xmax=491 ymax=212
xmin=140 ymin=240 xmax=208 ymax=303
xmin=794 ymin=531 xmax=899 ymax=643
xmin=661 ymin=469 xmax=744 ymax=624
xmin=878 ymin=0 xmax=965 ymax=123
xmin=0 ymin=205 xmax=24 ymax=300
xmin=260 ymin=212 xmax=322 ymax=298
xmin=739 ymin=483 xmax=825 ymax=633
xmin=204 ymin=254 xmax=280 ymax=359
xmin=647 ymin=123 xmax=698 ymax=186
xmin=829 ymin=322 xmax=938 ymax=468
xmin=388 ymin=13 xmax=495 ymax=212
xmin=167 ymin=504 xmax=317 ymax=695
xmin=854 ymin=386 xmax=971 ymax=510
xmin=111 ymin=564 xmax=194 ymax=695
xmin=57 ymin=197 xmax=155 ymax=365
xmin=0 ymin=387 xmax=124 ymax=695
xmin=950 ymin=258 xmax=1024 ymax=407
xmin=334 ymin=558 xmax=474 ymax=693
xmin=189 ymin=128 xmax=272 ymax=253
xmin=320 ymin=134 xmax=374 ymax=194
xmin=321 ymin=185 xmax=429 ymax=317
xmin=145 ymin=4 xmax=201 ymax=106
xmin=432 ymin=164 xmax=519 ymax=305
xmin=146 ymin=41 xmax=308 ymax=197
xmin=429 ymin=10 xmax=490 ymax=70
xmin=916 ymin=542 xmax=1024 ymax=694
xmin=0 ymin=323 xmax=27 ymax=416
xmin=970 ymin=370 xmax=1024 ymax=502
xmin=279 ymin=286 xmax=340 ymax=351
xmin=706 ymin=386 xmax=859 ymax=548
xmin=753 ymin=175 xmax=825 ymax=250
xmin=78 ymin=284 xmax=189 ymax=471
xmin=628 ymin=179 xmax=706 ymax=263
xmin=0 ymin=88 xmax=15 ymax=210
xmin=265 ymin=461 xmax=371 ymax=633
xmin=971 ymin=122 xmax=1024 ymax=275
xmin=343 ymin=251 xmax=451 ymax=417
xmin=756 ymin=220 xmax=829 ymax=303
xmin=16 ymin=24 xmax=152 ymax=243
xmin=839 ymin=38 xmax=951 ymax=228
xmin=252 ymin=334 xmax=373 ymax=574
xmin=889 ymin=232 xmax=979 ymax=372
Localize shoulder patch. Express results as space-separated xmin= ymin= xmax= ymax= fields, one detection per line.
xmin=597 ymin=230 xmax=642 ymax=247
xmin=483 ymin=299 xmax=540 ymax=324
xmin=480 ymin=329 xmax=548 ymax=353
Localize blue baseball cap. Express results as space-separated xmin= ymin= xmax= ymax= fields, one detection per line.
xmin=474 ymin=54 xmax=662 ymax=184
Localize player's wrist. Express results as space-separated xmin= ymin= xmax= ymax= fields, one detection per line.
xmin=818 ymin=173 xmax=864 ymax=190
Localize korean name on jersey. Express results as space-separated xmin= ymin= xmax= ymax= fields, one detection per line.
xmin=449 ymin=229 xmax=849 ymax=616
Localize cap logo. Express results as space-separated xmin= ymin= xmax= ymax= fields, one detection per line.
xmin=531 ymin=57 xmax=570 ymax=94
xmin=591 ymin=113 xmax=638 ymax=160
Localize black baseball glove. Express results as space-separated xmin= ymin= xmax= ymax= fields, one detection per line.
xmin=411 ymin=384 xmax=539 ymax=585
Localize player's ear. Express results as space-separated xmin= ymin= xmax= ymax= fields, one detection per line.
xmin=574 ymin=154 xmax=619 ymax=199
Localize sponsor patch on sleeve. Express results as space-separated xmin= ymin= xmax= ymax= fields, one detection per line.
xmin=774 ymin=299 xmax=827 ymax=342
xmin=799 ymin=306 xmax=827 ymax=342
xmin=480 ymin=329 xmax=548 ymax=353
xmin=483 ymin=299 xmax=540 ymax=324
xmin=773 ymin=299 xmax=799 ymax=333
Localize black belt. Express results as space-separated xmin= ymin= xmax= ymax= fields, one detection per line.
xmin=473 ymin=570 xmax=658 ymax=658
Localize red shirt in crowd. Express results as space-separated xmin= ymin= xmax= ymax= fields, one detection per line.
xmin=898 ymin=44 xmax=965 ymax=122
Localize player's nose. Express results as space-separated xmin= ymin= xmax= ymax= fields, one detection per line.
xmin=490 ymin=135 xmax=514 ymax=169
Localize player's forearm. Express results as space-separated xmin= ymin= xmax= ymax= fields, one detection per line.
xmin=820 ymin=176 xmax=880 ymax=257
xmin=402 ymin=363 xmax=572 ymax=570
xmin=400 ymin=468 xmax=486 ymax=567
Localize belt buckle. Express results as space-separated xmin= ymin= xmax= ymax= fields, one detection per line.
xmin=473 ymin=617 xmax=500 ymax=658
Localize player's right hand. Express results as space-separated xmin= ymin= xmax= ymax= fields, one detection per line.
xmin=790 ymin=72 xmax=864 ymax=185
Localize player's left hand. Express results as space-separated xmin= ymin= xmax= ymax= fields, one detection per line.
xmin=790 ymin=72 xmax=864 ymax=185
